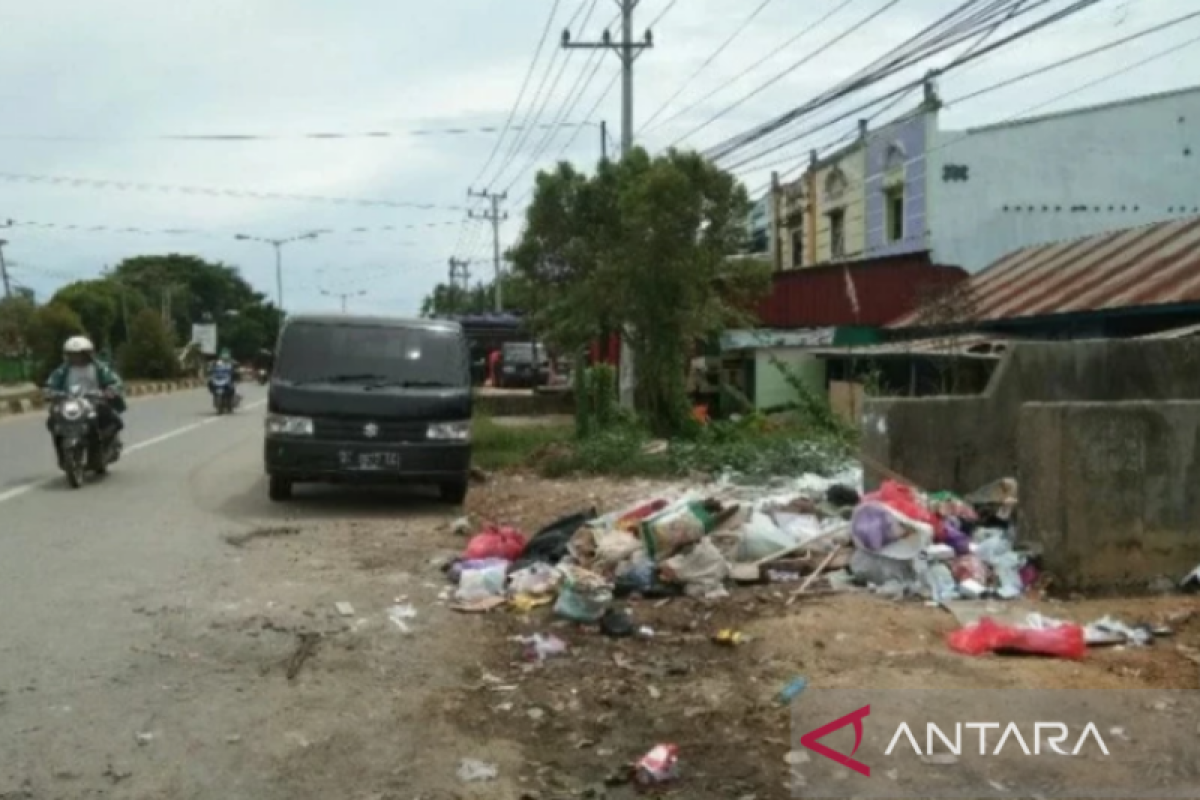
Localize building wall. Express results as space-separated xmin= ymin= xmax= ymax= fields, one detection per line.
xmin=754 ymin=349 xmax=826 ymax=409
xmin=927 ymin=86 xmax=1200 ymax=273
xmin=864 ymin=111 xmax=932 ymax=258
xmin=811 ymin=144 xmax=867 ymax=265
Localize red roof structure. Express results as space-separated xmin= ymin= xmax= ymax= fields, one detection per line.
xmin=756 ymin=253 xmax=966 ymax=329
xmin=889 ymin=216 xmax=1200 ymax=329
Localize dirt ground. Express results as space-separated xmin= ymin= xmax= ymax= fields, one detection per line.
xmin=161 ymin=474 xmax=1200 ymax=800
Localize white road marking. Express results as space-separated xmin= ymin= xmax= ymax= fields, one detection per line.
xmin=0 ymin=399 xmax=267 ymax=506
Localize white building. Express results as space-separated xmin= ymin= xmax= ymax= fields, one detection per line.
xmin=929 ymin=85 xmax=1200 ymax=272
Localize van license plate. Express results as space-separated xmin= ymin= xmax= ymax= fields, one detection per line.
xmin=341 ymin=451 xmax=400 ymax=470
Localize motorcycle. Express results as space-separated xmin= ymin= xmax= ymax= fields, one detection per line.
xmin=46 ymin=387 xmax=122 ymax=489
xmin=210 ymin=373 xmax=238 ymax=415
xmin=256 ymin=368 xmax=268 ymax=385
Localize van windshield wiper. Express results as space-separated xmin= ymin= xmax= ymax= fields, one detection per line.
xmin=292 ymin=373 xmax=387 ymax=386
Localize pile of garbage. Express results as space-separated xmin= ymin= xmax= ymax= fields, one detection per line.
xmin=848 ymin=476 xmax=1035 ymax=602
xmin=441 ymin=468 xmax=1037 ymax=618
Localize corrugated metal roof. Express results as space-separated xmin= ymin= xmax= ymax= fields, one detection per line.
xmin=889 ymin=216 xmax=1200 ymax=329
xmin=758 ymin=254 xmax=968 ymax=328
xmin=1137 ymin=321 xmax=1200 ymax=339
xmin=809 ymin=333 xmax=1009 ymax=359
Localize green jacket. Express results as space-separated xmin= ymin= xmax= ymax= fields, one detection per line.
xmin=45 ymin=360 xmax=126 ymax=411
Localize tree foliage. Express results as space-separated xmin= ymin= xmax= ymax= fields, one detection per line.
xmin=508 ymin=147 xmax=771 ymax=434
xmin=118 ymin=309 xmax=178 ymax=380
xmin=0 ymin=294 xmax=37 ymax=357
xmin=50 ymin=280 xmax=122 ymax=350
xmin=419 ymin=273 xmax=535 ymax=317
xmin=27 ymin=303 xmax=86 ymax=379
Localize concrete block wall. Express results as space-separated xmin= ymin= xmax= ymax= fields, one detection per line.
xmin=861 ymin=339 xmax=1200 ymax=492
xmin=1019 ymin=401 xmax=1200 ymax=590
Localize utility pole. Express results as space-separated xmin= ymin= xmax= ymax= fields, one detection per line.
xmin=563 ymin=0 xmax=653 ymax=157
xmin=320 ymin=288 xmax=365 ymax=314
xmin=0 ymin=238 xmax=10 ymax=299
xmin=467 ymin=190 xmax=507 ymax=312
xmin=448 ymin=257 xmax=471 ymax=292
xmin=600 ymin=120 xmax=609 ymax=161
xmin=233 ymin=230 xmax=324 ymax=314
xmin=564 ymin=1 xmax=654 ymax=407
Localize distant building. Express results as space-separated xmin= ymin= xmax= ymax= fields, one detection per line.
xmin=770 ymin=82 xmax=1200 ymax=273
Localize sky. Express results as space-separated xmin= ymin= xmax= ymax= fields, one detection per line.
xmin=0 ymin=0 xmax=1196 ymax=318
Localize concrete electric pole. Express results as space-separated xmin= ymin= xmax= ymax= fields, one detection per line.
xmin=0 ymin=238 xmax=10 ymax=299
xmin=467 ymin=190 xmax=507 ymax=312
xmin=563 ymin=0 xmax=654 ymax=407
xmin=448 ymin=257 xmax=471 ymax=292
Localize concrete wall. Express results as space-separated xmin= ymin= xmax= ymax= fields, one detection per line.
xmin=1020 ymin=402 xmax=1200 ymax=590
xmin=928 ymin=86 xmax=1200 ymax=273
xmin=860 ymin=339 xmax=1200 ymax=493
xmin=864 ymin=111 xmax=931 ymax=258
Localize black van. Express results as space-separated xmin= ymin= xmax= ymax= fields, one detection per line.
xmin=263 ymin=315 xmax=472 ymax=503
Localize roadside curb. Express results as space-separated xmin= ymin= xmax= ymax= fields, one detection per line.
xmin=0 ymin=378 xmax=206 ymax=419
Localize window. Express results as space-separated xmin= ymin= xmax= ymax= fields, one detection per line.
xmin=791 ymin=229 xmax=804 ymax=267
xmin=885 ymin=186 xmax=905 ymax=242
xmin=276 ymin=323 xmax=469 ymax=386
xmin=828 ymin=209 xmax=846 ymax=259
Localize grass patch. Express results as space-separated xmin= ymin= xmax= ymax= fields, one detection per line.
xmin=471 ymin=415 xmax=574 ymax=472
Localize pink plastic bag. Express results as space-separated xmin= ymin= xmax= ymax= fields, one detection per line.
xmin=947 ymin=617 xmax=1086 ymax=660
xmin=464 ymin=524 xmax=527 ymax=561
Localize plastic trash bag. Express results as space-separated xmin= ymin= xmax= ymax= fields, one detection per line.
xmin=553 ymin=566 xmax=613 ymax=623
xmin=640 ymin=500 xmax=718 ymax=561
xmin=507 ymin=563 xmax=560 ymax=596
xmin=661 ymin=539 xmax=730 ymax=597
xmin=464 ymin=524 xmax=527 ymax=561
xmin=850 ymin=547 xmax=918 ymax=588
xmin=737 ymin=511 xmax=797 ymax=562
xmin=455 ymin=562 xmax=508 ymax=603
xmin=947 ymin=617 xmax=1086 ymax=659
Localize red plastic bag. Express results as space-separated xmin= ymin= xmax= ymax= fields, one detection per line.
xmin=863 ymin=480 xmax=939 ymax=529
xmin=947 ymin=617 xmax=1086 ymax=660
xmin=464 ymin=524 xmax=527 ymax=561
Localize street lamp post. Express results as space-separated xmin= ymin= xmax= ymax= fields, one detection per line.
xmin=233 ymin=231 xmax=323 ymax=312
xmin=320 ymin=288 xmax=366 ymax=314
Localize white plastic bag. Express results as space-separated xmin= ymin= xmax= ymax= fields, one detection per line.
xmin=662 ymin=539 xmax=730 ymax=597
xmin=455 ymin=563 xmax=507 ymax=603
xmin=736 ymin=512 xmax=798 ymax=562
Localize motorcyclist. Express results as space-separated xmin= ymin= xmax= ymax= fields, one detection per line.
xmin=207 ymin=348 xmax=239 ymax=404
xmin=44 ymin=335 xmax=126 ymax=441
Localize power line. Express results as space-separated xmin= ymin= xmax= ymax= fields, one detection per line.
xmin=483 ymin=0 xmax=586 ymax=190
xmin=0 ymin=171 xmax=466 ymax=211
xmin=0 ymin=122 xmax=604 ymax=143
xmin=638 ymin=0 xmax=779 ymax=135
xmin=467 ymin=0 xmax=565 ymax=191
xmin=4 ymin=217 xmax=461 ymax=238
xmin=489 ymin=0 xmax=606 ymax=189
xmin=716 ymin=0 xmax=1104 ymax=171
xmin=948 ymin=8 xmax=1200 ymax=107
xmin=642 ymin=0 xmax=862 ymax=138
xmin=669 ymin=0 xmax=908 ymax=149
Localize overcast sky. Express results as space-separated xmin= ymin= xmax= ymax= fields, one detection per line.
xmin=1 ymin=0 xmax=1195 ymax=318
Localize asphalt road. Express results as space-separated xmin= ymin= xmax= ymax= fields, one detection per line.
xmin=0 ymin=385 xmax=279 ymax=795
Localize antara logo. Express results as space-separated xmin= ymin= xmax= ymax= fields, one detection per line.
xmin=799 ymin=706 xmax=1110 ymax=776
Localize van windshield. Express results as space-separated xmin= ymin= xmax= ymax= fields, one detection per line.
xmin=276 ymin=323 xmax=468 ymax=387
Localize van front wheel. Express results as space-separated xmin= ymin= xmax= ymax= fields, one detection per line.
xmin=439 ymin=479 xmax=468 ymax=505
xmin=269 ymin=475 xmax=293 ymax=502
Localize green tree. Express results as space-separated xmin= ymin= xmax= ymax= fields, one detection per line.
xmin=509 ymin=148 xmax=769 ymax=434
xmin=118 ymin=309 xmax=178 ymax=380
xmin=27 ymin=303 xmax=86 ymax=380
xmin=109 ymin=254 xmax=281 ymax=359
xmin=50 ymin=280 xmax=122 ymax=350
xmin=0 ymin=293 xmax=37 ymax=357
xmin=419 ymin=273 xmax=536 ymax=317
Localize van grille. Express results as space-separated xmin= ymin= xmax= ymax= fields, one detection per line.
xmin=312 ymin=418 xmax=427 ymax=443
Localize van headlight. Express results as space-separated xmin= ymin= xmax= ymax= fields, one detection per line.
xmin=427 ymin=420 xmax=471 ymax=441
xmin=266 ymin=414 xmax=314 ymax=436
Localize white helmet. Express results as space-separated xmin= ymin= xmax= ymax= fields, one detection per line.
xmin=64 ymin=336 xmax=95 ymax=354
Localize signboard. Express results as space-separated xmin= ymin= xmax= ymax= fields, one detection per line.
xmin=191 ymin=323 xmax=218 ymax=356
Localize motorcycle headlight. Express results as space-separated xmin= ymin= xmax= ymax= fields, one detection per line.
xmin=265 ymin=414 xmax=314 ymax=436
xmin=61 ymin=400 xmax=83 ymax=420
xmin=427 ymin=420 xmax=471 ymax=442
